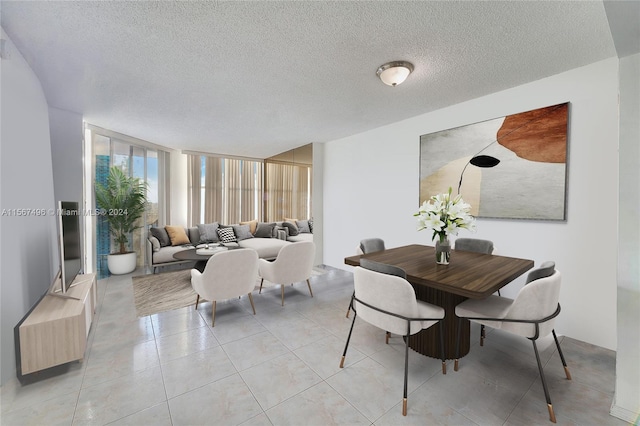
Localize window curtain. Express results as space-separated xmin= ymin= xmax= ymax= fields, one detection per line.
xmin=187 ymin=155 xmax=264 ymax=225
xmin=265 ymin=162 xmax=310 ymax=221
xmin=187 ymin=155 xmax=202 ymax=227
xmin=204 ymin=157 xmax=223 ymax=223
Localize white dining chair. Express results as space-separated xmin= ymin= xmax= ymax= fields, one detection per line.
xmin=454 ymin=264 xmax=571 ymax=423
xmin=341 ymin=260 xmax=446 ymax=416
xmin=454 ymin=237 xmax=497 ymax=343
xmin=347 ymin=238 xmax=386 ymax=318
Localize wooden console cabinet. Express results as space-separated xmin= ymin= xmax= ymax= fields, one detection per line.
xmin=17 ymin=273 xmax=97 ymax=375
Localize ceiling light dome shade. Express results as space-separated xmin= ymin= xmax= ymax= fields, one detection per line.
xmin=376 ymin=61 xmax=414 ymax=86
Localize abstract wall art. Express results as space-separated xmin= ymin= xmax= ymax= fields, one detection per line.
xmin=419 ymin=102 xmax=569 ymax=220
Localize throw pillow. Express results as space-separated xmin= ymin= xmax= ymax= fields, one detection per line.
xmin=165 ymin=225 xmax=191 ymax=246
xmin=197 ymin=222 xmax=220 ymax=243
xmin=284 ymin=217 xmax=298 ymax=223
xmin=150 ymin=227 xmax=171 ymax=247
xmin=149 ymin=236 xmax=161 ymax=252
xmin=239 ymin=220 xmax=258 ymax=234
xmin=282 ymin=221 xmax=299 ymax=236
xmin=232 ymin=224 xmax=254 ymax=241
xmin=217 ymin=227 xmax=237 ymax=243
xmin=254 ymin=222 xmax=276 ymax=238
xmin=296 ymin=220 xmax=311 ymax=234
xmin=308 ymin=219 xmax=313 ymax=233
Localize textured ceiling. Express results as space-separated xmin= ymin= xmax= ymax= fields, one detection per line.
xmin=1 ymin=1 xmax=620 ymax=158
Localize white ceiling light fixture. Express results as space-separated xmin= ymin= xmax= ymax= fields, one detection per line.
xmin=376 ymin=61 xmax=414 ymax=86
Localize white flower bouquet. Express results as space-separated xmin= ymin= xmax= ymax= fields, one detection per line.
xmin=414 ymin=187 xmax=476 ymax=243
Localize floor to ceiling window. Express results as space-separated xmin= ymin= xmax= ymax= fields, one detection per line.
xmin=85 ymin=125 xmax=168 ymax=277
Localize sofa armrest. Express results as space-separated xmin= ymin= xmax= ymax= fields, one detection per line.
xmin=146 ymin=237 xmax=153 ymax=267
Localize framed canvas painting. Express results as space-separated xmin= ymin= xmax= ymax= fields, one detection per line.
xmin=419 ymin=102 xmax=569 ymax=220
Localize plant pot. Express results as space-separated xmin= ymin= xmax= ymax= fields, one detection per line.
xmin=107 ymin=252 xmax=137 ymax=275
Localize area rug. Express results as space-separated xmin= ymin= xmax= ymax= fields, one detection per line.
xmin=132 ymin=267 xmax=327 ymax=318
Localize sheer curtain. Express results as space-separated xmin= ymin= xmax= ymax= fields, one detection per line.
xmin=187 ymin=155 xmax=201 ymax=227
xmin=204 ymin=157 xmax=223 ymax=223
xmin=265 ymin=161 xmax=310 ymax=222
xmin=188 ymin=154 xmax=264 ymax=225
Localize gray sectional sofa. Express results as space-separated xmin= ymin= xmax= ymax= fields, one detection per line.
xmin=146 ymin=220 xmax=313 ymax=273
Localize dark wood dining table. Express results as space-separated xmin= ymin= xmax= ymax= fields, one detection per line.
xmin=344 ymin=244 xmax=534 ymax=359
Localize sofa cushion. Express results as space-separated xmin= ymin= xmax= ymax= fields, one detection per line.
xmin=150 ymin=227 xmax=171 ymax=247
xmin=166 ymin=226 xmax=191 ymax=246
xmin=282 ymin=221 xmax=299 ymax=236
xmin=287 ymin=233 xmax=313 ymax=243
xmin=152 ymin=245 xmax=195 ymax=264
xmin=232 ymin=224 xmax=254 ymax=241
xmin=240 ymin=220 xmax=258 ymax=234
xmin=238 ymin=238 xmax=290 ymax=260
xmin=149 ymin=236 xmax=161 ymax=252
xmin=254 ymin=222 xmax=276 ymax=238
xmin=296 ymin=220 xmax=311 ymax=234
xmin=217 ymin=227 xmax=237 ymax=243
xmin=197 ymin=222 xmax=220 ymax=243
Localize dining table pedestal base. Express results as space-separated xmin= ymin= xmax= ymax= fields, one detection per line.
xmin=409 ymin=285 xmax=470 ymax=360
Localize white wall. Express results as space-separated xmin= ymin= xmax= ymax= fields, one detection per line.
xmin=613 ymin=52 xmax=640 ymax=422
xmin=0 ymin=29 xmax=58 ymax=384
xmin=323 ymin=58 xmax=619 ymax=350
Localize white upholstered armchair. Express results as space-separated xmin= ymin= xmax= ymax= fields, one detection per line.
xmin=191 ymin=249 xmax=259 ymax=326
xmin=454 ymin=265 xmax=571 ymax=423
xmin=258 ymin=241 xmax=315 ymax=306
xmin=341 ymin=261 xmax=446 ymax=416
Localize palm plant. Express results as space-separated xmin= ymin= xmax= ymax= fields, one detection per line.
xmin=95 ymin=167 xmax=148 ymax=254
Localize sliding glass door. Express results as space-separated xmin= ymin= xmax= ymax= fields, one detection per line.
xmin=86 ymin=125 xmax=167 ymax=277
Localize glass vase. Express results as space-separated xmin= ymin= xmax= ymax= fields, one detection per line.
xmin=435 ymin=237 xmax=451 ymax=265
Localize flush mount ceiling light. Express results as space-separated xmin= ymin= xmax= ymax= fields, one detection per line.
xmin=376 ymin=61 xmax=414 ymax=86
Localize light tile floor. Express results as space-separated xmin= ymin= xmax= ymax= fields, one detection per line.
xmin=0 ymin=266 xmax=629 ymax=425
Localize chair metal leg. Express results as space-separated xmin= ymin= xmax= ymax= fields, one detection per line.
xmin=340 ymin=310 xmax=358 ymax=368
xmin=385 ymin=331 xmax=391 ymax=344
xmin=552 ymin=330 xmax=572 ymax=380
xmin=211 ymin=301 xmax=217 ymax=327
xmin=532 ymin=339 xmax=556 ymax=423
xmin=248 ymin=293 xmax=256 ymax=315
xmin=480 ymin=324 xmax=486 ymax=346
xmin=195 ymin=294 xmax=200 ymax=310
xmin=281 ymin=285 xmax=285 ymax=306
xmin=259 ymin=278 xmax=264 ymax=294
xmin=346 ymin=291 xmax=354 ymax=318
xmin=306 ymin=279 xmax=313 ymax=297
xmin=439 ymin=320 xmax=446 ymax=374
xmin=454 ymin=317 xmax=462 ymax=371
xmin=403 ymin=322 xmax=411 ymax=416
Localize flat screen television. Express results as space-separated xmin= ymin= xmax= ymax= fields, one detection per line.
xmin=56 ymin=200 xmax=82 ymax=293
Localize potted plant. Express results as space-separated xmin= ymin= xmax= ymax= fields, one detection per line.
xmin=95 ymin=166 xmax=148 ymax=274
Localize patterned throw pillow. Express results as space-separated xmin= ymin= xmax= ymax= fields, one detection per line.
xmin=308 ymin=219 xmax=313 ymax=233
xmin=217 ymin=227 xmax=237 ymax=243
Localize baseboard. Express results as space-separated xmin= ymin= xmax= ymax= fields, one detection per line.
xmin=610 ymin=403 xmax=639 ymax=424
